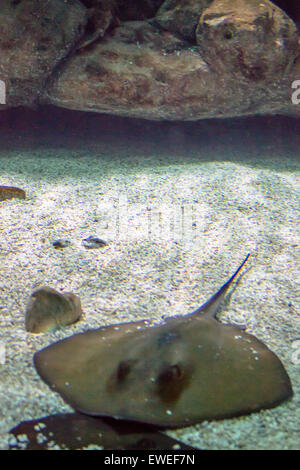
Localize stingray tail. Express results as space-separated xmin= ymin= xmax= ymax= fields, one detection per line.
xmin=190 ymin=253 xmax=251 ymax=318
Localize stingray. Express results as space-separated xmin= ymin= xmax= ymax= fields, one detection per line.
xmin=34 ymin=254 xmax=293 ymax=428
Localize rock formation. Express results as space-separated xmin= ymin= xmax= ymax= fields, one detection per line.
xmin=0 ymin=0 xmax=299 ymax=120
xmin=0 ymin=0 xmax=88 ymax=108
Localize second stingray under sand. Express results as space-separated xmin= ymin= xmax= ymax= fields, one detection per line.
xmin=34 ymin=255 xmax=293 ymax=427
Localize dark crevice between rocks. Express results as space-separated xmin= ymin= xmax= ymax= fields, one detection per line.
xmin=34 ymin=7 xmax=90 ymax=105
xmin=113 ymin=0 xmax=164 ymax=21
xmin=75 ymin=1 xmax=166 ymax=52
xmin=11 ymin=0 xmax=23 ymax=6
xmin=79 ymin=0 xmax=164 ymax=21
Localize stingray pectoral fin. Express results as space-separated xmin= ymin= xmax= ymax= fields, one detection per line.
xmin=190 ymin=254 xmax=250 ymax=318
xmin=33 ymin=319 xmax=150 ymax=402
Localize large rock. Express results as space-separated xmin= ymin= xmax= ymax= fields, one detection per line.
xmin=196 ymin=0 xmax=299 ymax=80
xmin=0 ymin=0 xmax=87 ymax=107
xmin=43 ymin=21 xmax=210 ymax=120
xmin=42 ymin=0 xmax=300 ymax=120
xmin=0 ymin=0 xmax=299 ymax=119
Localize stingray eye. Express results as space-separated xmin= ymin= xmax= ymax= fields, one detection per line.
xmin=117 ymin=359 xmax=136 ymax=383
xmin=156 ymin=364 xmax=189 ymax=404
xmin=158 ymin=364 xmax=183 ymax=383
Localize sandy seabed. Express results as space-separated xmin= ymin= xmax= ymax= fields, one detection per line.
xmin=0 ymin=110 xmax=299 ymax=450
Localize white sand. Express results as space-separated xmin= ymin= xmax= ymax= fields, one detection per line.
xmin=0 ymin=111 xmax=299 ymax=449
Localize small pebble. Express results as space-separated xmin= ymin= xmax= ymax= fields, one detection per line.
xmin=52 ymin=239 xmax=72 ymax=249
xmin=82 ymin=236 xmax=107 ymax=249
xmin=25 ymin=287 xmax=83 ymax=334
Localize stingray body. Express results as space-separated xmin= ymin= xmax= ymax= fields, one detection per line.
xmin=34 ymin=255 xmax=293 ymax=427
